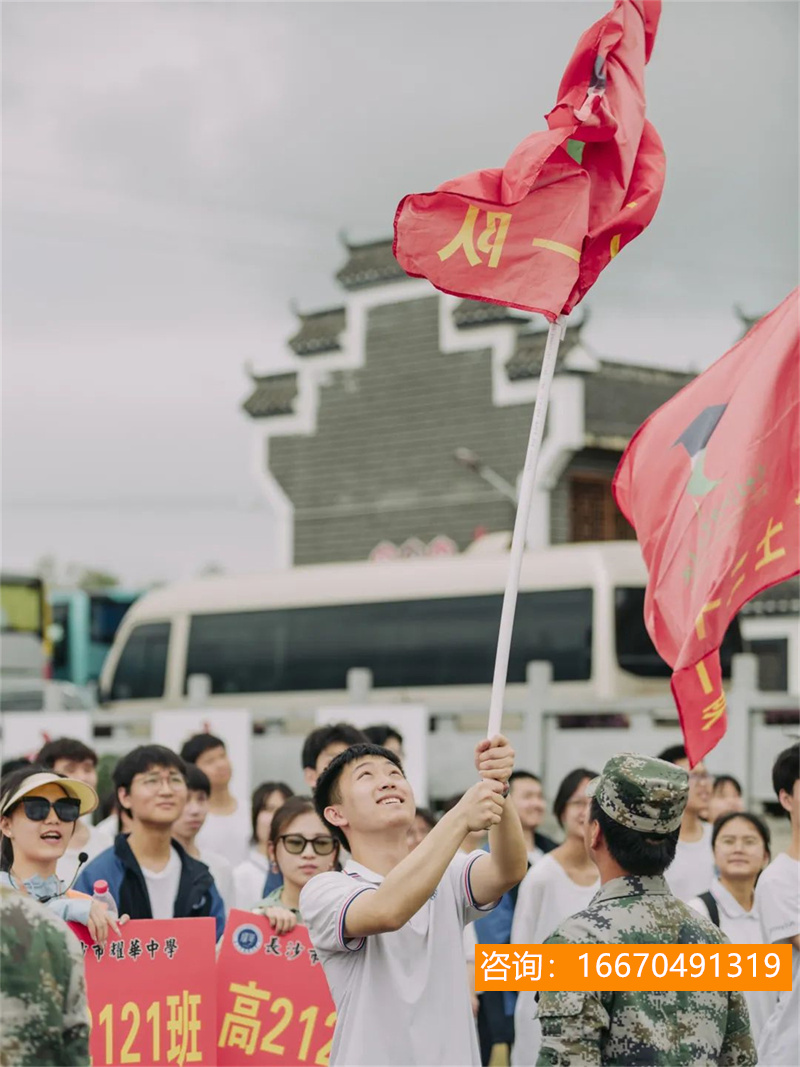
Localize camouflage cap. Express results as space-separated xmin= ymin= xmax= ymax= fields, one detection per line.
xmin=586 ymin=753 xmax=688 ymax=833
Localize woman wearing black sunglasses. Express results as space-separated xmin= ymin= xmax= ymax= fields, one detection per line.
xmin=254 ymin=796 xmax=339 ymax=934
xmin=0 ymin=764 xmax=119 ymax=946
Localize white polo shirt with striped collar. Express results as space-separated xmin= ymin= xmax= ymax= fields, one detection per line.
xmin=300 ymin=850 xmax=498 ymax=1066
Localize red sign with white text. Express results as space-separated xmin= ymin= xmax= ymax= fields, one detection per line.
xmin=83 ymin=918 xmax=218 ymax=1066
xmin=216 ymin=910 xmax=337 ymax=1066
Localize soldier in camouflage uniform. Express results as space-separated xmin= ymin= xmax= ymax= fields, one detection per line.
xmin=535 ymin=754 xmax=757 ymax=1066
xmin=0 ymin=886 xmax=90 ymax=1066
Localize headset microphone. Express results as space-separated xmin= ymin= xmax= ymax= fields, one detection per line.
xmin=39 ymin=851 xmax=90 ymax=902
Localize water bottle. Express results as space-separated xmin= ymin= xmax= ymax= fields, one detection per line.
xmin=92 ymin=879 xmax=119 ymax=922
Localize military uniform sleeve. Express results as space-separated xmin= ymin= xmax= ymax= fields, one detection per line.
xmin=57 ymin=925 xmax=91 ymax=1066
xmin=718 ymin=989 xmax=757 ymax=1066
xmin=536 ymin=989 xmax=608 ymax=1066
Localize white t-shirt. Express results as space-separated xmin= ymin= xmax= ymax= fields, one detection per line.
xmin=511 ymin=853 xmax=600 ymax=1067
xmin=233 ymin=849 xmax=271 ymax=910
xmin=300 ymin=850 xmax=498 ymax=1066
xmin=198 ymin=848 xmax=234 ymax=910
xmin=140 ymin=849 xmax=182 ymax=920
xmin=195 ymin=804 xmax=251 ymax=868
xmin=56 ymin=823 xmax=114 ymax=885
xmin=688 ymin=876 xmax=777 ymax=1045
xmin=665 ymin=821 xmax=715 ymax=901
xmin=755 ymin=853 xmax=800 ymax=1066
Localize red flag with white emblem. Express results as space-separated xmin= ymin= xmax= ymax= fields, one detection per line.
xmin=613 ymin=289 xmax=800 ymax=764
xmin=393 ymin=0 xmax=664 ymax=320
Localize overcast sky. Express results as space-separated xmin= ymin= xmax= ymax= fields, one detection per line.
xmin=3 ymin=0 xmax=798 ymax=586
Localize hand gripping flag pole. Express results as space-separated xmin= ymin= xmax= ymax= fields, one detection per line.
xmin=486 ymin=315 xmax=566 ymax=739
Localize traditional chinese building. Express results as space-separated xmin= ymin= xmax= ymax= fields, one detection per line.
xmin=242 ymin=236 xmax=698 ymax=565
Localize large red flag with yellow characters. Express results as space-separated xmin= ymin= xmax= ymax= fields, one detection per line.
xmin=613 ymin=290 xmax=800 ymax=765
xmin=393 ymin=0 xmax=664 ymax=320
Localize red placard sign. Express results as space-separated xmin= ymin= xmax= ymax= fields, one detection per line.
xmin=83 ymin=918 xmax=218 ymax=1066
xmin=216 ymin=910 xmax=337 ymax=1066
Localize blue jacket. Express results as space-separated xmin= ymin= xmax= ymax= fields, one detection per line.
xmin=474 ymin=831 xmax=558 ymax=1016
xmin=75 ymin=835 xmax=225 ymax=940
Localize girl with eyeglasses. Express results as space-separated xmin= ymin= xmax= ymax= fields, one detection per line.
xmin=254 ymin=796 xmax=339 ymax=934
xmin=0 ymin=764 xmax=118 ymax=945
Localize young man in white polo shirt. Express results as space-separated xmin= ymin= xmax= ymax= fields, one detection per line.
xmin=300 ymin=738 xmax=527 ymax=1067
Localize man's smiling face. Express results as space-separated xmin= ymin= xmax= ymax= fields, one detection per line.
xmin=326 ymin=755 xmax=415 ymax=842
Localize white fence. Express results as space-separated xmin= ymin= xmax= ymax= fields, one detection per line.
xmin=2 ymin=656 xmax=797 ymax=806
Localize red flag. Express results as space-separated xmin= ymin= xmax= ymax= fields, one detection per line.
xmin=613 ymin=290 xmax=800 ymax=765
xmin=393 ymin=0 xmax=664 ymax=321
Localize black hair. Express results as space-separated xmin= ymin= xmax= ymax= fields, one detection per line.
xmin=185 ymin=765 xmax=211 ymax=797
xmin=711 ymin=811 xmax=771 ymax=853
xmin=363 ymin=725 xmax=404 ymax=749
xmin=591 ymin=798 xmax=679 ymax=876
xmin=509 ymin=771 xmax=542 ymax=786
xmin=657 ymin=744 xmax=687 ymax=765
xmin=413 ymin=807 xmax=437 ymax=831
xmin=441 ymin=793 xmax=463 ymax=815
xmin=553 ymin=768 xmax=598 ymax=827
xmin=712 ymin=774 xmax=742 ymax=796
xmin=251 ymin=781 xmax=294 ymax=841
xmin=301 ymin=723 xmax=369 ymax=771
xmin=314 ymin=743 xmax=404 ymax=849
xmin=0 ymin=764 xmax=68 ymax=872
xmin=772 ymin=743 xmax=799 ymax=810
xmin=1 ymin=757 xmax=32 ymax=778
xmin=179 ymin=734 xmax=226 ymax=765
xmin=112 ymin=745 xmax=186 ymax=814
xmin=37 ymin=737 xmax=98 ymax=769
xmin=269 ymin=796 xmax=339 ymax=877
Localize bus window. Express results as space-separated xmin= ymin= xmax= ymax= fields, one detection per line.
xmin=51 ymin=601 xmax=70 ymax=674
xmin=110 ymin=622 xmax=170 ymax=700
xmin=90 ymin=595 xmax=134 ymax=646
xmin=615 ymin=587 xmax=743 ymax=678
xmin=1 ymin=577 xmax=44 ymax=637
xmin=184 ymin=589 xmax=593 ymax=695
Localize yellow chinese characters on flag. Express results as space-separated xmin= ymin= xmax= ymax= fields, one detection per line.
xmin=217 ymin=911 xmax=336 ymax=1066
xmin=613 ymin=289 xmax=800 ymax=764
xmin=393 ymin=0 xmax=664 ymax=320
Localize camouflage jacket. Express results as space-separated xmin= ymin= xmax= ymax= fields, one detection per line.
xmin=535 ymin=875 xmax=757 ymax=1066
xmin=0 ymin=887 xmax=90 ymax=1067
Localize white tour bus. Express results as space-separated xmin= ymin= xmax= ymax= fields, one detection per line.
xmin=98 ymin=541 xmax=741 ymax=717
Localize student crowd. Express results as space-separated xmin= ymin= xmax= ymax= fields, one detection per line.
xmin=0 ymin=722 xmax=797 ymax=1067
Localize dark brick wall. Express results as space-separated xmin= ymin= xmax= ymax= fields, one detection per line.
xmin=270 ymin=296 xmax=535 ymax=564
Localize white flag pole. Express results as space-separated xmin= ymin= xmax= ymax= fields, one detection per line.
xmin=486 ymin=314 xmax=567 ymax=739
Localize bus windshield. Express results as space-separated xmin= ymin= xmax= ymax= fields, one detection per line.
xmin=0 ymin=575 xmax=44 ymax=636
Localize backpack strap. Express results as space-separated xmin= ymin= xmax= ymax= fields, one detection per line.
xmin=699 ymin=890 xmax=720 ymax=927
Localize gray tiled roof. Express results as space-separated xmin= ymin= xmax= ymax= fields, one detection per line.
xmin=740 ymin=577 xmax=800 ymax=617
xmin=584 ymin=360 xmax=694 ymax=439
xmin=452 ymin=299 xmax=530 ymax=329
xmin=288 ymin=307 xmax=346 ymax=355
xmin=336 ymin=239 xmax=408 ymax=290
xmin=242 ymin=373 xmax=298 ymax=418
xmin=505 ymin=322 xmax=584 ymax=380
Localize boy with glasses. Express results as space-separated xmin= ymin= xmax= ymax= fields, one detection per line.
xmin=657 ymin=744 xmax=714 ymax=900
xmin=76 ymin=745 xmax=225 ymax=938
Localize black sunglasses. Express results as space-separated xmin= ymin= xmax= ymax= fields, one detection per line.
xmin=21 ymin=796 xmax=81 ymax=823
xmin=277 ymin=834 xmax=336 ymax=856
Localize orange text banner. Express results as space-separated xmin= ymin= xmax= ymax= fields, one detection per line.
xmin=476 ymin=944 xmax=793 ymax=992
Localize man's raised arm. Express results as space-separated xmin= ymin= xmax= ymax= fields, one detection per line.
xmin=468 ymin=735 xmax=529 ymax=906
xmin=342 ymin=779 xmax=506 ymax=938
